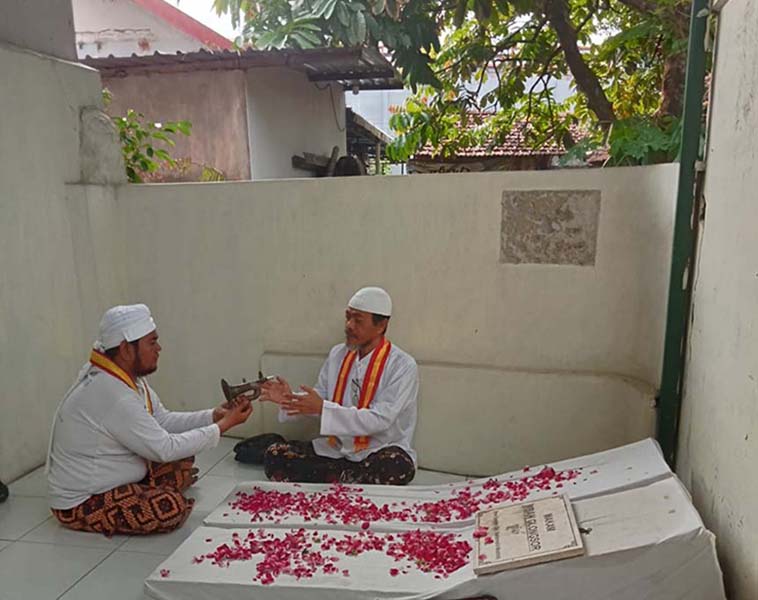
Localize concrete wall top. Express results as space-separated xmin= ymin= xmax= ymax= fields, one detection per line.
xmin=0 ymin=0 xmax=77 ymax=60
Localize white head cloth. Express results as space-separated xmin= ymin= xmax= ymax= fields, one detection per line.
xmin=348 ymin=287 xmax=392 ymax=317
xmin=93 ymin=304 xmax=157 ymax=351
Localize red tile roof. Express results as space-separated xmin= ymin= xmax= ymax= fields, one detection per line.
xmin=133 ymin=0 xmax=233 ymax=50
xmin=413 ymin=119 xmax=573 ymax=160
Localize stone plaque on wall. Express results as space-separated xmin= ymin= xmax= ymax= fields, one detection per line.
xmin=500 ymin=190 xmax=601 ymax=265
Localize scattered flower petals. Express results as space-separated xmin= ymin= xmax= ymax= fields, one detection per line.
xmin=195 ymin=528 xmax=471 ymax=585
xmin=190 ymin=466 xmax=592 ymax=586
xmin=227 ymin=467 xmax=582 ymax=529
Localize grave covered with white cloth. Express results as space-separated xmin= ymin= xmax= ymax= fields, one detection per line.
xmin=144 ymin=439 xmax=725 ymax=600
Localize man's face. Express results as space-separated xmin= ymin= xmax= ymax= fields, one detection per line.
xmin=133 ymin=330 xmax=161 ymax=376
xmin=344 ymin=308 xmax=385 ymax=349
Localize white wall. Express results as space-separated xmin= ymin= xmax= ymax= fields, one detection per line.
xmin=72 ymin=0 xmax=201 ymax=58
xmin=0 ymin=42 xmax=126 ymax=483
xmin=246 ymin=68 xmax=346 ymax=180
xmin=0 ymin=0 xmax=76 ymax=60
xmin=0 ymin=9 xmax=677 ymax=479
xmin=677 ymin=1 xmax=758 ymax=598
xmin=113 ymin=166 xmax=676 ymax=472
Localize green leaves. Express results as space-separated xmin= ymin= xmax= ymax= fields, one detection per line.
xmin=109 ymin=101 xmax=192 ymax=183
xmin=214 ymin=0 xmax=690 ymax=166
xmin=606 ymin=116 xmax=682 ymax=165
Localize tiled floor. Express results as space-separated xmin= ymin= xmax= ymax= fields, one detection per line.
xmin=0 ymin=438 xmax=466 ymax=600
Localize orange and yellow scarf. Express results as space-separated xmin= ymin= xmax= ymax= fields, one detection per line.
xmin=89 ymin=350 xmax=153 ymax=414
xmin=329 ymin=338 xmax=391 ymax=452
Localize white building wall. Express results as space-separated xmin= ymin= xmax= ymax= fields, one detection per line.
xmin=72 ymin=0 xmax=202 ymax=58
xmin=246 ymin=68 xmax=347 ymax=180
xmin=677 ymin=1 xmax=758 ymax=598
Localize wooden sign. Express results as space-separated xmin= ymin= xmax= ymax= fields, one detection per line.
xmin=473 ymin=494 xmax=584 ymax=575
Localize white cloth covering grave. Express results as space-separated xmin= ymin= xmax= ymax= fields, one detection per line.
xmin=203 ymin=438 xmax=672 ymax=532
xmin=145 ymin=476 xmax=725 ymax=600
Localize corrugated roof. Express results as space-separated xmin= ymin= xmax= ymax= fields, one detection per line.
xmin=347 ymin=108 xmax=393 ymax=146
xmin=82 ymin=46 xmax=403 ymax=91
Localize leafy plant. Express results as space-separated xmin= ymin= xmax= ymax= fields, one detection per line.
xmin=103 ymin=88 xmax=192 ymax=183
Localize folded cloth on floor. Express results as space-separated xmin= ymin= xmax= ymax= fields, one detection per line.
xmin=233 ymin=433 xmax=286 ymax=465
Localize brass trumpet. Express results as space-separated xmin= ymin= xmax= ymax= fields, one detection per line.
xmin=220 ymin=371 xmax=273 ymax=403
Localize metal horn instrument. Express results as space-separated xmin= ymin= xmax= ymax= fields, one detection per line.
xmin=221 ymin=371 xmax=271 ymax=402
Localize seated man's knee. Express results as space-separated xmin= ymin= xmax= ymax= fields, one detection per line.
xmin=363 ymin=447 xmax=415 ymax=485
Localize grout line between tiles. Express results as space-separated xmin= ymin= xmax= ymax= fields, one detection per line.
xmin=54 ymin=545 xmax=120 ymax=600
xmin=111 ymin=547 xmax=172 ymax=557
xmin=197 ymin=449 xmax=236 ymax=481
xmin=12 ymin=516 xmax=55 ymax=541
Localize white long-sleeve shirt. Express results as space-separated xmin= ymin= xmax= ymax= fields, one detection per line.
xmin=47 ymin=364 xmax=219 ymax=509
xmin=280 ymin=342 xmax=419 ymax=464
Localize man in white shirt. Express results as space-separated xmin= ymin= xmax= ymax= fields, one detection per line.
xmin=47 ymin=304 xmax=252 ymax=536
xmin=246 ymin=287 xmax=418 ymax=485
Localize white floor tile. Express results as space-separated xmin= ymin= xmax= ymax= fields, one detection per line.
xmin=194 ymin=437 xmax=238 ymax=477
xmin=0 ymin=541 xmax=112 ymax=600
xmin=120 ymin=509 xmax=209 ymax=556
xmin=21 ymin=516 xmax=129 ymax=549
xmin=8 ymin=466 xmax=47 ymax=497
xmin=205 ymin=452 xmax=266 ymax=481
xmin=411 ymin=469 xmax=469 ymax=485
xmin=185 ymin=475 xmax=238 ymax=512
xmin=59 ymin=550 xmax=166 ymax=600
xmin=0 ymin=495 xmax=53 ymax=540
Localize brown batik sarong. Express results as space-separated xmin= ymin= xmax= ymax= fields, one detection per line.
xmin=264 ymin=441 xmax=415 ymax=485
xmin=51 ymin=457 xmax=197 ymax=537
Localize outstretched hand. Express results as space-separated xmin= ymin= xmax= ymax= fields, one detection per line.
xmin=259 ymin=377 xmax=292 ymax=406
xmin=283 ymin=385 xmax=324 ymax=416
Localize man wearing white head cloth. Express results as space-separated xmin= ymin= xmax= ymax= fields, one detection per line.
xmin=46 ymin=304 xmax=253 ymax=536
xmin=237 ymin=287 xmax=419 ymax=485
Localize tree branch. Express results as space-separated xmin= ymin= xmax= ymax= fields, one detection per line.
xmin=543 ymin=0 xmax=616 ymax=126
xmin=615 ymin=0 xmax=657 ymax=13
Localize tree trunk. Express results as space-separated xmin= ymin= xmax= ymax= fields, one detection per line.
xmin=659 ymin=50 xmax=687 ymax=118
xmin=658 ymin=6 xmax=690 ymax=118
xmin=544 ymin=0 xmax=616 ymax=127
xmin=617 ymin=0 xmax=691 ymax=119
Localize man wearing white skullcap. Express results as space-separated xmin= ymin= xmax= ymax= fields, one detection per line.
xmin=236 ymin=286 xmax=419 ymax=485
xmin=46 ymin=304 xmax=253 ymax=536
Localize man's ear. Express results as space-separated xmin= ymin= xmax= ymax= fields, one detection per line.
xmin=119 ymin=339 xmax=134 ymax=361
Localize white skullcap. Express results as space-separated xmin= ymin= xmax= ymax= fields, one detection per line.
xmin=348 ymin=287 xmax=392 ymax=317
xmin=94 ymin=304 xmax=156 ymax=351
